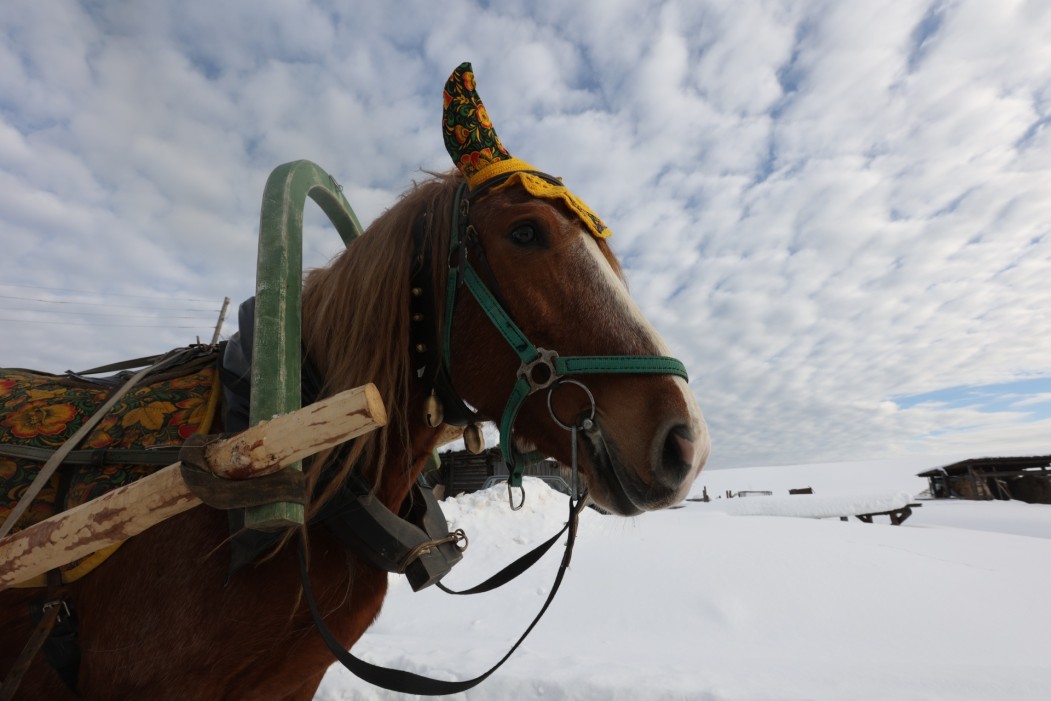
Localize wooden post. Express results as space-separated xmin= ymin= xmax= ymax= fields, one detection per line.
xmin=0 ymin=384 xmax=385 ymax=591
xmin=210 ymin=296 xmax=230 ymax=346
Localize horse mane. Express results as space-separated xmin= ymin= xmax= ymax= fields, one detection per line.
xmin=299 ymin=169 xmax=460 ymax=518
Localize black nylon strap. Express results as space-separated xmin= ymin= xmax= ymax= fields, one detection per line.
xmin=299 ymin=496 xmax=584 ymax=695
xmin=436 ymin=520 xmax=567 ymax=596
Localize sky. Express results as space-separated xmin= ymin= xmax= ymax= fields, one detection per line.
xmin=2 ymin=0 xmax=1050 ymax=469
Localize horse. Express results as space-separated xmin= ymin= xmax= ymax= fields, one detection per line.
xmin=0 ymin=166 xmax=709 ymax=699
xmin=1 ymin=66 xmax=709 ymax=700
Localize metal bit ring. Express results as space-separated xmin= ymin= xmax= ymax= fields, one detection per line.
xmin=546 ymin=378 xmax=596 ymax=432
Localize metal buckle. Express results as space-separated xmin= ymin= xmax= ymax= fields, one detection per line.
xmin=517 ymin=348 xmax=560 ymax=393
xmin=42 ymin=599 xmax=71 ymax=620
xmin=447 ymin=237 xmax=463 ymax=273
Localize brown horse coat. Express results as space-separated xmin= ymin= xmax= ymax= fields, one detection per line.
xmin=0 ymin=170 xmax=708 ymax=699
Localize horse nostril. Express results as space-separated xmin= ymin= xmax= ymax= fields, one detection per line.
xmin=659 ymin=424 xmax=695 ymax=485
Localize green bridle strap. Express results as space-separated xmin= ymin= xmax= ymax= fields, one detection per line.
xmin=555 ymin=356 xmax=689 ymax=378
xmin=442 ymin=182 xmax=689 ymax=487
xmin=463 ymin=265 xmax=537 ymax=365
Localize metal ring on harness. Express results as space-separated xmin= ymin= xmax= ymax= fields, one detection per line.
xmin=506 ymin=481 xmax=526 ymax=511
xmin=546 ymin=379 xmax=597 ymax=502
xmin=546 ymin=378 xmax=596 ymax=432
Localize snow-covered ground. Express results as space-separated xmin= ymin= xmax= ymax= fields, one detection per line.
xmin=316 ymin=457 xmax=1051 ymax=700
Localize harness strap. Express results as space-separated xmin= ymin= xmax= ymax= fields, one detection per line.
xmin=556 ymin=356 xmax=690 ymax=376
xmin=0 ymin=603 xmax=60 ymax=701
xmin=0 ymin=444 xmax=181 ymax=466
xmin=0 ymin=566 xmax=78 ymax=700
xmin=435 ymin=509 xmax=570 ymax=595
xmin=299 ymin=494 xmax=586 ymax=696
xmin=74 ymin=353 xmax=166 ymax=376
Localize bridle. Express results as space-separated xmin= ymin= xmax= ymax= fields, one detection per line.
xmin=425 ymin=173 xmax=690 ymax=496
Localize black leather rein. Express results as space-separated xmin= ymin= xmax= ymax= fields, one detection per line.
xmin=298 ymin=491 xmax=587 ymax=695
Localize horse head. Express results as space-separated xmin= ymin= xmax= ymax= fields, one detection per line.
xmin=301 ymin=63 xmax=708 ymax=518
xmin=436 ymin=63 xmax=710 ymax=515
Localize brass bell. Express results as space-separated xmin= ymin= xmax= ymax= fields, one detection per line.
xmin=464 ymin=423 xmax=485 ymax=454
xmin=424 ymin=392 xmax=444 ymax=428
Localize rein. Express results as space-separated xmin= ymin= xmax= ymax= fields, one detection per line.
xmin=299 ymin=489 xmax=588 ymax=696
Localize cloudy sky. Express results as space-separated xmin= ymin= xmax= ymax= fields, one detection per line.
xmin=3 ymin=0 xmax=1050 ymax=469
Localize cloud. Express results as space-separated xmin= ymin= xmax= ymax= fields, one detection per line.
xmin=1 ymin=0 xmax=1049 ymax=467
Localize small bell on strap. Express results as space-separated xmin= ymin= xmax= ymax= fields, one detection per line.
xmin=463 ymin=423 xmax=485 ymax=454
xmin=424 ymin=391 xmax=444 ymax=428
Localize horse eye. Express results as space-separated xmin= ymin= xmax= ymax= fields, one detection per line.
xmin=509 ymin=224 xmax=538 ymax=246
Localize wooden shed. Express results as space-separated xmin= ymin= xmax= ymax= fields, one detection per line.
xmin=918 ymin=455 xmax=1051 ymax=504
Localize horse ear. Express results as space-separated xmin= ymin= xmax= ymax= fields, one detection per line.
xmin=442 ymin=62 xmax=535 ymax=189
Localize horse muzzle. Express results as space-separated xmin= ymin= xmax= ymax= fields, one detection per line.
xmin=582 ymin=414 xmax=710 ymax=516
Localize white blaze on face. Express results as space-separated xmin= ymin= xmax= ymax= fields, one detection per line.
xmin=578 ymin=235 xmax=672 ymax=354
xmin=577 ymin=235 xmax=710 ymax=477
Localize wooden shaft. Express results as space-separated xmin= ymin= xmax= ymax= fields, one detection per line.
xmin=0 ymin=384 xmax=386 ymax=591
xmin=206 ymin=383 xmax=386 ymax=480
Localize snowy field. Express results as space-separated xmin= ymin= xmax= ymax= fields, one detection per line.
xmin=316 ymin=457 xmax=1051 ymax=700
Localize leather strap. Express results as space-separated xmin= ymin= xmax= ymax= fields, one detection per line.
xmin=74 ymin=354 xmax=165 ymax=376
xmin=436 ymin=511 xmax=570 ymax=596
xmin=0 ymin=604 xmax=59 ymax=701
xmin=0 ymin=588 xmax=77 ymax=701
xmin=299 ymin=494 xmax=585 ymax=695
xmin=0 ymin=444 xmax=181 ymax=466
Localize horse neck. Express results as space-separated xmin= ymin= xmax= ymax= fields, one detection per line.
xmin=373 ymin=389 xmax=443 ymax=508
xmin=300 ymin=180 xmax=462 ymax=517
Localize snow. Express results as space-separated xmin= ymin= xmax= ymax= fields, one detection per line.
xmin=315 ymin=459 xmax=1051 ymax=700
xmin=710 ymin=491 xmax=913 ymax=519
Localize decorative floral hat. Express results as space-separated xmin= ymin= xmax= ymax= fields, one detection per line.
xmin=442 ymin=62 xmax=611 ymax=238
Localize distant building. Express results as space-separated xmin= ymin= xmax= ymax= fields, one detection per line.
xmin=918 ymin=455 xmax=1051 ymax=504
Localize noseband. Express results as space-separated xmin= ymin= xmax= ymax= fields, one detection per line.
xmin=416 ymin=173 xmax=690 ymax=488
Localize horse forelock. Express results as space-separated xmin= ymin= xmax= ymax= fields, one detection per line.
xmin=299 ymin=170 xmax=460 ymax=519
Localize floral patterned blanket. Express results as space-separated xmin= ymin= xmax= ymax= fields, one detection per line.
xmin=0 ymin=350 xmax=221 ymax=586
